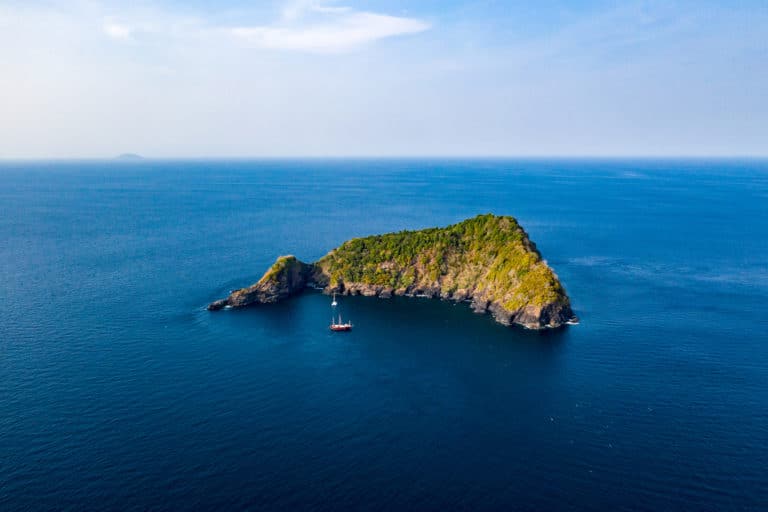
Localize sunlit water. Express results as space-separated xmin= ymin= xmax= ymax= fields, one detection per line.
xmin=1 ymin=159 xmax=767 ymax=510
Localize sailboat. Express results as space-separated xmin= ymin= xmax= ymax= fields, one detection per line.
xmin=330 ymin=313 xmax=353 ymax=332
xmin=329 ymin=293 xmax=352 ymax=331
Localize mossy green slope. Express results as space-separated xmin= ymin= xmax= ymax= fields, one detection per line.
xmin=315 ymin=214 xmax=565 ymax=309
xmin=209 ymin=214 xmax=575 ymax=329
xmin=208 ymin=255 xmax=311 ymax=310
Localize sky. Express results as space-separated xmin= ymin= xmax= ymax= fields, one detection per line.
xmin=0 ymin=0 xmax=766 ymax=158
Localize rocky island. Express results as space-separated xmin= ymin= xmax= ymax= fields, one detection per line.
xmin=115 ymin=153 xmax=143 ymax=160
xmin=208 ymin=214 xmax=576 ymax=330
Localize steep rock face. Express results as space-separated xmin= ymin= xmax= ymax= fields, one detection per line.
xmin=208 ymin=215 xmax=577 ymax=330
xmin=207 ymin=255 xmax=310 ymax=311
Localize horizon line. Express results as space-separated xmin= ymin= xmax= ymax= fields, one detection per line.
xmin=2 ymin=155 xmax=768 ymax=161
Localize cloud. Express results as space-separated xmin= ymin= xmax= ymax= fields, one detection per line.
xmin=94 ymin=1 xmax=429 ymax=53
xmin=231 ymin=4 xmax=430 ymax=53
xmin=280 ymin=0 xmax=351 ymax=22
xmin=103 ymin=20 xmax=132 ymax=40
xmin=280 ymin=0 xmax=319 ymax=21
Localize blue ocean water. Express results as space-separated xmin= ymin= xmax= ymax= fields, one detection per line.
xmin=1 ymin=159 xmax=767 ymax=511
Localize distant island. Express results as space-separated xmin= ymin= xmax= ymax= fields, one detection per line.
xmin=208 ymin=214 xmax=576 ymax=330
xmin=115 ymin=153 xmax=143 ymax=160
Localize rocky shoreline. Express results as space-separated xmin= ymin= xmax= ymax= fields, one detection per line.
xmin=209 ymin=265 xmax=576 ymax=329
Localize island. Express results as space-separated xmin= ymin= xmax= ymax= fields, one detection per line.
xmin=208 ymin=214 xmax=576 ymax=330
xmin=115 ymin=153 xmax=143 ymax=160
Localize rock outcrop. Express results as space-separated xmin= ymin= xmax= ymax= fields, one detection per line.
xmin=208 ymin=214 xmax=577 ymax=330
xmin=207 ymin=255 xmax=311 ymax=311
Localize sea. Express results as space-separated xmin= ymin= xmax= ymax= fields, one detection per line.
xmin=1 ymin=159 xmax=767 ymax=511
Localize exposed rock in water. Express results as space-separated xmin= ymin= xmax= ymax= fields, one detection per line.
xmin=208 ymin=214 xmax=577 ymax=330
xmin=206 ymin=255 xmax=311 ymax=311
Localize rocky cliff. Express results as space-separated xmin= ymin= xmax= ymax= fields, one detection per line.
xmin=208 ymin=214 xmax=576 ymax=330
xmin=207 ymin=255 xmax=311 ymax=311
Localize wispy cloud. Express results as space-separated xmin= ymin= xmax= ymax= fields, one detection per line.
xmin=102 ymin=20 xmax=132 ymax=40
xmin=280 ymin=0 xmax=352 ymax=22
xmin=231 ymin=2 xmax=430 ymax=53
xmin=94 ymin=1 xmax=429 ymax=53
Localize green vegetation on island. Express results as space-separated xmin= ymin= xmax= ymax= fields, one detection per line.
xmin=315 ymin=214 xmax=566 ymax=312
xmin=209 ymin=214 xmax=576 ymax=330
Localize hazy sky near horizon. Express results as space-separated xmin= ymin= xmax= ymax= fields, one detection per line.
xmin=1 ymin=0 xmax=766 ymax=158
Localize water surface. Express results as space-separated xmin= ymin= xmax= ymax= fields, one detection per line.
xmin=1 ymin=159 xmax=767 ymax=510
